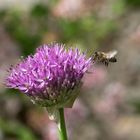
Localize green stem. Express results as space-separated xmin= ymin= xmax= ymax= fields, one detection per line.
xmin=58 ymin=108 xmax=68 ymax=140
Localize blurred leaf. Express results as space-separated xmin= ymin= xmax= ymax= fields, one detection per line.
xmin=58 ymin=19 xmax=82 ymax=42
xmin=112 ymin=0 xmax=125 ymax=16
xmin=30 ymin=3 xmax=49 ymax=18
xmin=0 ymin=119 xmax=37 ymax=140
xmin=94 ymin=20 xmax=117 ymax=41
xmin=80 ymin=16 xmax=96 ymax=32
xmin=125 ymin=0 xmax=140 ymax=7
xmin=129 ymin=99 xmax=140 ymax=113
xmin=3 ymin=10 xmax=42 ymax=56
xmin=0 ymin=10 xmax=6 ymax=18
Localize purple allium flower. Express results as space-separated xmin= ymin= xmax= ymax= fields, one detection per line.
xmin=6 ymin=43 xmax=91 ymax=108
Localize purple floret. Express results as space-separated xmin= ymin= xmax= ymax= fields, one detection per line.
xmin=6 ymin=43 xmax=91 ymax=107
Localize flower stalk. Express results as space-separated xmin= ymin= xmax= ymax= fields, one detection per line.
xmin=58 ymin=108 xmax=68 ymax=140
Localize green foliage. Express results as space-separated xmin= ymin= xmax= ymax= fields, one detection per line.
xmin=129 ymin=99 xmax=140 ymax=113
xmin=125 ymin=0 xmax=140 ymax=7
xmin=58 ymin=19 xmax=82 ymax=42
xmin=57 ymin=16 xmax=117 ymax=52
xmin=0 ymin=1 xmax=120 ymax=56
xmin=1 ymin=10 xmax=41 ymax=55
xmin=1 ymin=5 xmax=49 ymax=56
xmin=0 ymin=119 xmax=37 ymax=140
xmin=31 ymin=3 xmax=49 ymax=18
xmin=112 ymin=0 xmax=126 ymax=16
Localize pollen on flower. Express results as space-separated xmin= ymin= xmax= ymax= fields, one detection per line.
xmin=6 ymin=43 xmax=91 ymax=108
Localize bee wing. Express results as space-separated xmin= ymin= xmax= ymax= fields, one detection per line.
xmin=106 ymin=50 xmax=118 ymax=58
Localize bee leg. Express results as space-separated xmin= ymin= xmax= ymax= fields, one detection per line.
xmin=104 ymin=60 xmax=109 ymax=66
xmin=109 ymin=57 xmax=117 ymax=62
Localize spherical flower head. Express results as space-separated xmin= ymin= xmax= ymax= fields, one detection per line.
xmin=6 ymin=43 xmax=91 ymax=108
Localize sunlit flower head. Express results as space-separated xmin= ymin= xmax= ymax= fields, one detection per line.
xmin=6 ymin=43 xmax=91 ymax=108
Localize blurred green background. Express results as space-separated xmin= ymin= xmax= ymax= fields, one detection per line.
xmin=0 ymin=0 xmax=140 ymax=140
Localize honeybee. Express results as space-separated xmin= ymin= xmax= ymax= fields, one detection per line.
xmin=92 ymin=50 xmax=117 ymax=66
